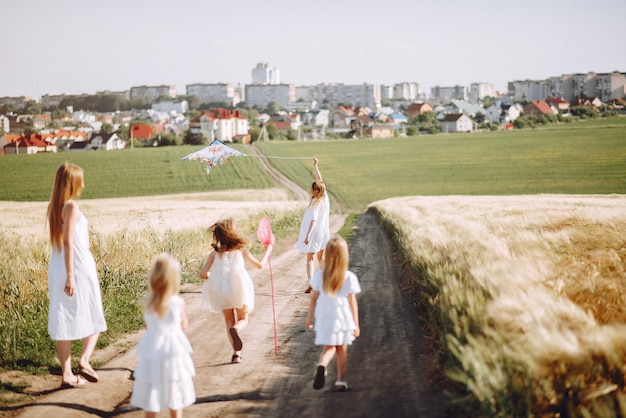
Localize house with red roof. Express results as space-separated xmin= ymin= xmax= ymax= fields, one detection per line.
xmin=189 ymin=109 xmax=250 ymax=143
xmin=3 ymin=134 xmax=57 ymax=154
xmin=523 ymin=100 xmax=554 ymax=117
xmin=547 ymin=97 xmax=570 ymax=113
xmin=131 ymin=124 xmax=156 ymax=146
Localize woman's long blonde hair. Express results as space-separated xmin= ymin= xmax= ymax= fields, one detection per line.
xmin=144 ymin=253 xmax=181 ymax=318
xmin=322 ymin=235 xmax=349 ymax=297
xmin=47 ymin=163 xmax=84 ymax=249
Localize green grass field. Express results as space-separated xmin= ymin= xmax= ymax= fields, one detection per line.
xmin=1 ymin=118 xmax=625 ymax=211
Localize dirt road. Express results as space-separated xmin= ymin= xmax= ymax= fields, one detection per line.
xmin=5 ymin=150 xmax=462 ymax=417
xmin=7 ymin=211 xmax=460 ymax=418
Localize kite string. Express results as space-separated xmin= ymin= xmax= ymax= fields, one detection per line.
xmin=242 ymin=154 xmax=313 ymax=160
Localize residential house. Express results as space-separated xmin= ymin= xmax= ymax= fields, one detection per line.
xmin=547 ymin=97 xmax=570 ymax=113
xmin=3 ymin=134 xmax=57 ymax=154
xmin=386 ymin=113 xmax=408 ymax=128
xmin=523 ymin=100 xmax=554 ymax=117
xmin=364 ymin=125 xmax=394 ymax=138
xmin=189 ymin=109 xmax=250 ymax=143
xmin=571 ymin=96 xmax=603 ymax=108
xmin=88 ymin=133 xmax=126 ymax=150
xmin=0 ymin=115 xmax=10 ymax=133
xmin=406 ymin=102 xmax=433 ymax=119
xmin=329 ymin=106 xmax=356 ymax=129
xmin=448 ymin=99 xmax=486 ymax=117
xmin=131 ymin=124 xmax=156 ymax=146
xmin=350 ymin=114 xmax=377 ymax=137
xmin=440 ymin=113 xmax=473 ymax=133
xmin=486 ymin=103 xmax=522 ymax=124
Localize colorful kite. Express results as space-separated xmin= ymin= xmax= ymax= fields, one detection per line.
xmin=181 ymin=139 xmax=246 ymax=173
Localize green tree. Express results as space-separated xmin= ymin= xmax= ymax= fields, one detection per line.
xmin=183 ymin=130 xmax=204 ymax=145
xmin=101 ymin=123 xmax=114 ymax=134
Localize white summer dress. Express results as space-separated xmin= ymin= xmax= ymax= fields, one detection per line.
xmin=201 ymin=250 xmax=255 ymax=312
xmin=296 ymin=193 xmax=330 ymax=254
xmin=47 ymin=204 xmax=107 ymax=341
xmin=309 ymin=269 xmax=361 ymax=346
xmin=131 ymin=295 xmax=196 ymax=412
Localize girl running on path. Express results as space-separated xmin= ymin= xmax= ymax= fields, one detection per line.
xmin=200 ymin=218 xmax=273 ymax=363
xmin=305 ymin=235 xmax=361 ymax=392
xmin=131 ymin=253 xmax=196 ymax=418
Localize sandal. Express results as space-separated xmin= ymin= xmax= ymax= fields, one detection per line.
xmin=335 ymin=381 xmax=350 ymax=392
xmin=60 ymin=375 xmax=86 ymax=389
xmin=313 ymin=365 xmax=326 ymax=390
xmin=78 ymin=365 xmax=99 ymax=382
xmin=231 ymin=354 xmax=242 ymax=364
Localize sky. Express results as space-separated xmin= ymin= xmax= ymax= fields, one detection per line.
xmin=1 ymin=0 xmax=625 ymax=100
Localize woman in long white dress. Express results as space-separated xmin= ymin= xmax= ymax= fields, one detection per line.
xmin=296 ymin=158 xmax=330 ymax=293
xmin=47 ymin=163 xmax=107 ymax=388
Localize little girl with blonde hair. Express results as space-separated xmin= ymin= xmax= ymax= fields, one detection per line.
xmin=305 ymin=235 xmax=361 ymax=391
xmin=131 ymin=253 xmax=196 ymax=418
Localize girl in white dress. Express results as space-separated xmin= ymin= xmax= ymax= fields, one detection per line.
xmin=131 ymin=253 xmax=196 ymax=418
xmin=296 ymin=158 xmax=330 ymax=293
xmin=305 ymin=235 xmax=361 ymax=392
xmin=200 ymin=218 xmax=273 ymax=363
xmin=47 ymin=163 xmax=107 ymax=388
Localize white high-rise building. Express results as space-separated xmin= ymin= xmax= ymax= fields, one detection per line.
xmin=252 ymin=63 xmax=280 ymax=84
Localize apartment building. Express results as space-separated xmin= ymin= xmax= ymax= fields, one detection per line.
xmin=510 ymin=71 xmax=626 ymax=103
xmin=0 ymin=96 xmax=32 ymax=110
xmin=469 ymin=82 xmax=495 ymax=103
xmin=245 ymin=84 xmax=295 ymax=108
xmin=252 ymin=63 xmax=280 ymax=84
xmin=130 ymin=85 xmax=176 ymax=102
xmin=308 ymin=83 xmax=381 ymax=108
xmin=186 ymin=83 xmax=241 ymax=106
xmin=430 ymin=85 xmax=468 ymax=102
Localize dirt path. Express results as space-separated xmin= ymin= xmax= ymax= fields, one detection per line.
xmin=7 ymin=211 xmax=461 ymax=418
xmin=4 ymin=153 xmax=463 ymax=417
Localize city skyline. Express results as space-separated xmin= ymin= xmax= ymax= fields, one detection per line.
xmin=1 ymin=0 xmax=625 ymax=100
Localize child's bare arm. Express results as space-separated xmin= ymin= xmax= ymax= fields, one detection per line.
xmin=243 ymin=244 xmax=273 ymax=269
xmin=348 ymin=293 xmax=360 ymax=338
xmin=199 ymin=251 xmax=216 ymax=279
xmin=313 ymin=158 xmax=322 ymax=182
xmin=180 ymin=299 xmax=189 ymax=331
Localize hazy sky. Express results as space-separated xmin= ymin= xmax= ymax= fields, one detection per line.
xmin=1 ymin=0 xmax=625 ymax=100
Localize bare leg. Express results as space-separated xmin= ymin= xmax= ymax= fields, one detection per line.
xmin=145 ymin=412 xmax=157 ymax=418
xmin=318 ymin=345 xmax=337 ymax=367
xmin=234 ymin=307 xmax=249 ymax=332
xmin=316 ymin=249 xmax=325 ymax=269
xmin=169 ymin=408 xmax=182 ymax=418
xmin=335 ymin=344 xmax=349 ymax=382
xmin=222 ymin=309 xmax=236 ymax=349
xmin=79 ymin=332 xmax=100 ymax=371
xmin=305 ymin=252 xmax=315 ymax=280
xmin=57 ymin=340 xmax=75 ymax=383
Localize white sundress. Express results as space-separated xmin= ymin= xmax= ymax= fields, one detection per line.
xmin=296 ymin=193 xmax=330 ymax=254
xmin=47 ymin=205 xmax=107 ymax=341
xmin=309 ymin=269 xmax=361 ymax=346
xmin=131 ymin=295 xmax=196 ymax=412
xmin=201 ymin=250 xmax=255 ymax=312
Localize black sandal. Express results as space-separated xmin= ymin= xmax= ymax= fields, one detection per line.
xmin=231 ymin=354 xmax=242 ymax=363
